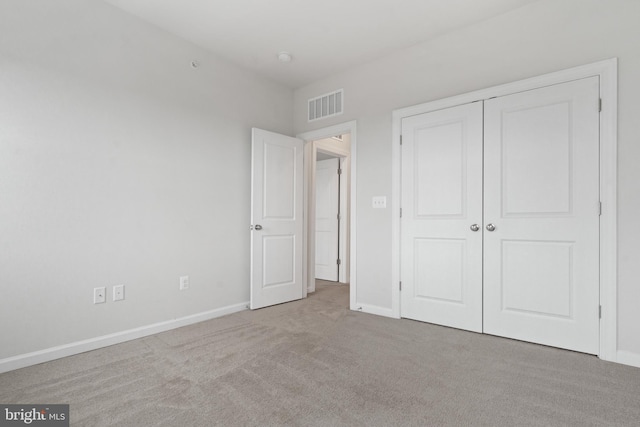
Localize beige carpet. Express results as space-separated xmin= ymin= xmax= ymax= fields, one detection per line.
xmin=2 ymin=283 xmax=640 ymax=426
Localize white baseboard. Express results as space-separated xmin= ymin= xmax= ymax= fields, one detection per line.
xmin=0 ymin=302 xmax=249 ymax=374
xmin=352 ymin=303 xmax=397 ymax=319
xmin=616 ymin=350 xmax=640 ymax=369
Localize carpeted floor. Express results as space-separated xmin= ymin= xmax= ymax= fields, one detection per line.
xmin=1 ymin=282 xmax=640 ymax=426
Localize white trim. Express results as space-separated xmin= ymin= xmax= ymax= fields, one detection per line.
xmin=297 ymin=121 xmax=357 ymax=311
xmin=350 ymin=126 xmax=357 ymax=311
xmin=0 ymin=302 xmax=248 ymax=374
xmin=597 ymin=60 xmax=618 ymax=363
xmin=391 ymin=108 xmax=402 ymax=319
xmin=302 ymin=141 xmax=313 ymax=296
xmin=316 ymin=142 xmax=350 ymax=157
xmin=391 ymin=58 xmax=618 ymax=362
xmin=616 ymin=351 xmax=640 ymax=369
xmin=337 ymin=156 xmax=349 ymax=284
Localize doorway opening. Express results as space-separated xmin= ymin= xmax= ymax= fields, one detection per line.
xmin=298 ymin=121 xmax=357 ymax=309
xmin=314 ymin=136 xmax=349 ymax=284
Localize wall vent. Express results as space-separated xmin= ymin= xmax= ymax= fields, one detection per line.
xmin=308 ymin=89 xmax=343 ymax=122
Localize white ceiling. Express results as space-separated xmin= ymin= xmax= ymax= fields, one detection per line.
xmin=104 ymin=0 xmax=540 ymax=88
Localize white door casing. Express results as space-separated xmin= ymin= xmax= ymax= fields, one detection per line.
xmin=298 ymin=121 xmax=356 ymax=303
xmin=400 ymin=102 xmax=484 ymax=332
xmin=393 ymin=59 xmax=616 ymax=361
xmin=483 ymin=77 xmax=600 ymax=354
xmin=315 ymin=158 xmax=340 ymax=281
xmin=250 ymin=128 xmax=304 ymax=309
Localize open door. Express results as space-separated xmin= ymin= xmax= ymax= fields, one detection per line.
xmin=250 ymin=128 xmax=304 ymax=309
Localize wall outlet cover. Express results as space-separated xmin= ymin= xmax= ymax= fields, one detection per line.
xmin=113 ymin=284 xmax=125 ymax=301
xmin=93 ymin=287 xmax=106 ymax=304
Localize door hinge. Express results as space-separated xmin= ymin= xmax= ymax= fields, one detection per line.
xmin=599 ymin=98 xmax=602 ymax=112
xmin=599 ymin=305 xmax=602 ymax=319
xmin=599 ymin=201 xmax=602 ymax=216
xmin=400 ymin=135 xmax=403 ymax=145
xmin=399 ymin=281 xmax=402 ymax=291
xmin=337 ymin=213 xmax=341 ymax=220
xmin=400 ymin=208 xmax=403 ymax=218
xmin=337 ymin=259 xmax=341 ymax=265
xmin=338 ymin=168 xmax=342 ymax=175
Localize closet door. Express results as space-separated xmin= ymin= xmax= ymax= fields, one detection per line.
xmin=400 ymin=103 xmax=483 ymax=332
xmin=483 ymin=77 xmax=600 ymax=354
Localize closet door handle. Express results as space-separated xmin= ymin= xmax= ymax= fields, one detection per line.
xmin=470 ymin=224 xmax=480 ymax=232
xmin=486 ymin=223 xmax=496 ymax=232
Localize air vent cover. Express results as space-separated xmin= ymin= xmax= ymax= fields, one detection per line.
xmin=308 ymin=89 xmax=343 ymax=122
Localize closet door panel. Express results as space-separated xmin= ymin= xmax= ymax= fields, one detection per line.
xmin=400 ymin=102 xmax=483 ymax=332
xmin=483 ymin=77 xmax=600 ymax=354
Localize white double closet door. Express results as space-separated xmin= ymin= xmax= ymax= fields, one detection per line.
xmin=400 ymin=77 xmax=600 ymax=354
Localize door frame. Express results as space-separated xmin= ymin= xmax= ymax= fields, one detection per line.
xmin=298 ymin=120 xmax=357 ymax=310
xmin=391 ymin=59 xmax=617 ymax=362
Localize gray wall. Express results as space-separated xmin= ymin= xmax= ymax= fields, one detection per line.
xmin=293 ymin=0 xmax=640 ymax=360
xmin=0 ymin=0 xmax=292 ymax=359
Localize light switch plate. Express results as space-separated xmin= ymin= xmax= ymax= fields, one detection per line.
xmin=372 ymin=196 xmax=387 ymax=209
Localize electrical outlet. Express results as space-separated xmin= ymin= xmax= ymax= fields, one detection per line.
xmin=179 ymin=275 xmax=189 ymax=290
xmin=372 ymin=196 xmax=387 ymax=209
xmin=113 ymin=284 xmax=125 ymax=301
xmin=93 ymin=287 xmax=106 ymax=304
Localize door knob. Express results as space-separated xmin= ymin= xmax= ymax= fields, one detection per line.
xmin=470 ymin=224 xmax=480 ymax=232
xmin=486 ymin=223 xmax=496 ymax=232
xmin=254 ymin=224 xmax=263 ymax=231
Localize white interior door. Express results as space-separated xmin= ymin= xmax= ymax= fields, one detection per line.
xmin=400 ymin=102 xmax=484 ymax=332
xmin=315 ymin=158 xmax=340 ymax=281
xmin=250 ymin=128 xmax=304 ymax=309
xmin=400 ymin=77 xmax=600 ymax=353
xmin=483 ymin=77 xmax=600 ymax=354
